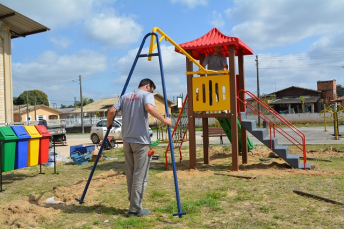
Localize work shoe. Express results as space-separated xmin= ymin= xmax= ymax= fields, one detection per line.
xmin=128 ymin=209 xmax=151 ymax=217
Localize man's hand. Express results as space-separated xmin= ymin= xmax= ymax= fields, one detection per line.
xmin=163 ymin=117 xmax=172 ymax=127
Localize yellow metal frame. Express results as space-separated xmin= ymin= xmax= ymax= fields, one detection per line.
xmin=148 ymin=27 xmax=229 ymax=76
xmin=192 ymin=75 xmax=230 ymax=111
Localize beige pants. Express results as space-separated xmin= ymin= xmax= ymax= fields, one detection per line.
xmin=123 ymin=142 xmax=151 ymax=213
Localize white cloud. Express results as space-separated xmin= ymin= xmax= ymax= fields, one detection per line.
xmin=1 ymin=0 xmax=94 ymax=29
xmin=171 ymin=0 xmax=207 ymax=8
xmin=83 ymin=12 xmax=143 ymax=48
xmin=225 ymin=0 xmax=344 ymax=49
xmin=12 ymin=49 xmax=108 ymax=103
xmin=210 ymin=11 xmax=225 ymax=28
xmin=49 ymin=36 xmax=72 ymax=49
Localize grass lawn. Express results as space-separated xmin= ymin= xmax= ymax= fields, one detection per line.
xmin=0 ymin=144 xmax=343 ymax=228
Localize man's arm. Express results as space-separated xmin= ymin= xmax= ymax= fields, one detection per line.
xmin=223 ymin=63 xmax=228 ymax=71
xmin=145 ymin=103 xmax=172 ymax=126
xmin=106 ymin=106 xmax=117 ymax=128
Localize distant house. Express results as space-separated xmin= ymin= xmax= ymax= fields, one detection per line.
xmin=71 ymin=92 xmax=174 ymax=124
xmin=13 ymin=105 xmax=60 ymax=122
xmin=269 ymin=86 xmax=322 ymax=113
xmin=56 ymin=108 xmax=77 ymax=120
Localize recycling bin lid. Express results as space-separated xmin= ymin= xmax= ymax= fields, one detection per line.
xmin=24 ymin=126 xmax=42 ymax=138
xmin=11 ymin=126 xmax=31 ymax=139
xmin=35 ymin=125 xmax=52 ymax=137
xmin=0 ymin=126 xmax=19 ymax=140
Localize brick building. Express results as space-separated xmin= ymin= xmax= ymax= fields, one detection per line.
xmin=317 ymin=79 xmax=336 ymax=103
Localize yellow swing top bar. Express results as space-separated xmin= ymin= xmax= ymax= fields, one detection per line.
xmin=148 ymin=27 xmax=229 ymax=76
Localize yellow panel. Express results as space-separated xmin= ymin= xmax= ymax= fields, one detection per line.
xmin=192 ymin=75 xmax=230 ymax=112
xmin=27 ymin=139 xmax=40 ymax=166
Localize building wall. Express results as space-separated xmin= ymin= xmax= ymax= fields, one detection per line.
xmin=317 ymin=80 xmax=336 ymax=102
xmin=13 ymin=107 xmax=60 ymax=122
xmin=0 ymin=24 xmax=13 ymax=123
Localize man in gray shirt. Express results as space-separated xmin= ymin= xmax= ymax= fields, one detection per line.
xmin=107 ymin=78 xmax=171 ymax=217
xmin=202 ymin=45 xmax=228 ymax=72
xmin=202 ymin=45 xmax=228 ymax=104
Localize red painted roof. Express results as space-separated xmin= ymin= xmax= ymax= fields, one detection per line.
xmin=175 ymin=28 xmax=253 ymax=60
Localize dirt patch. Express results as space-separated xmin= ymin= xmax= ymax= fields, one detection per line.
xmin=0 ymin=170 xmax=126 ymax=228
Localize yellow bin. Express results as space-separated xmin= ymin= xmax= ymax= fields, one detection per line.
xmin=24 ymin=126 xmax=42 ymax=166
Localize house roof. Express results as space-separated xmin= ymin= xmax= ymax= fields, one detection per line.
xmin=0 ymin=4 xmax=50 ymax=39
xmin=71 ymin=97 xmax=120 ymax=114
xmin=56 ymin=108 xmax=77 ymax=114
xmin=175 ymin=28 xmax=253 ymax=60
xmin=13 ymin=105 xmax=60 ymax=114
xmin=274 ymin=86 xmax=321 ymax=94
xmin=269 ymin=95 xmax=320 ymax=105
xmin=72 ymin=92 xmax=174 ymax=114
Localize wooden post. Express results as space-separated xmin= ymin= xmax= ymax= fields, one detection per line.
xmin=186 ymin=50 xmax=196 ymax=169
xmin=202 ymin=118 xmax=209 ymax=164
xmin=199 ymin=53 xmax=210 ymax=164
xmin=229 ymin=45 xmax=239 ymax=171
xmin=238 ymin=48 xmax=248 ymax=164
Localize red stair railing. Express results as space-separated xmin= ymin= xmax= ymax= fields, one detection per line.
xmin=237 ymin=90 xmax=307 ymax=169
xmin=164 ymin=94 xmax=188 ymax=169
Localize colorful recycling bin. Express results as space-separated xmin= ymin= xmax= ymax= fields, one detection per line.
xmin=35 ymin=125 xmax=52 ymax=164
xmin=0 ymin=126 xmax=18 ymax=172
xmin=11 ymin=126 xmax=31 ymax=169
xmin=24 ymin=126 xmax=42 ymax=166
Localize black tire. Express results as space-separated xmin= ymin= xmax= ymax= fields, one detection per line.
xmin=91 ymin=134 xmax=100 ymax=144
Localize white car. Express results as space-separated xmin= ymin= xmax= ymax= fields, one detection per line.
xmin=90 ymin=119 xmax=153 ymax=144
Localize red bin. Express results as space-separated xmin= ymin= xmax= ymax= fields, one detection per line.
xmin=35 ymin=125 xmax=52 ymax=164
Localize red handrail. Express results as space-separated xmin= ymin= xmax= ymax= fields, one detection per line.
xmin=164 ymin=94 xmax=188 ymax=169
xmin=237 ymin=90 xmax=307 ymax=169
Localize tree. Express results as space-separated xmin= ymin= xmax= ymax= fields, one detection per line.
xmin=300 ymin=96 xmax=305 ymax=113
xmin=337 ymin=84 xmax=344 ymax=97
xmin=60 ymin=104 xmax=75 ymax=108
xmin=13 ymin=90 xmax=49 ymax=106
xmin=75 ymin=97 xmax=94 ymax=107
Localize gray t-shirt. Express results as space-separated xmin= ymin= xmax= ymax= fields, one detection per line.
xmin=203 ymin=53 xmax=227 ymax=71
xmin=114 ymin=89 xmax=155 ymax=144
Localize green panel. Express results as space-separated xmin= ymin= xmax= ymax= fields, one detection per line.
xmin=0 ymin=126 xmax=18 ymax=140
xmin=1 ymin=142 xmax=16 ymax=172
xmin=216 ymin=117 xmax=254 ymax=152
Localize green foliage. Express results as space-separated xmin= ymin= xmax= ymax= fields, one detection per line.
xmin=75 ymin=97 xmax=94 ymax=107
xmin=60 ymin=104 xmax=75 ymax=108
xmin=13 ymin=90 xmax=49 ymax=106
xmin=337 ymin=84 xmax=344 ymax=97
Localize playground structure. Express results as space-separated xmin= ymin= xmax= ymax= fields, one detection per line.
xmin=148 ymin=27 xmax=309 ymax=170
xmin=320 ymin=103 xmax=344 ymax=139
xmin=78 ymin=27 xmax=310 ymax=216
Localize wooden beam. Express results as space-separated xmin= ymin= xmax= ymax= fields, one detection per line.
xmin=229 ymin=45 xmax=239 ymax=171
xmin=238 ymin=48 xmax=248 ymax=164
xmin=186 ymin=50 xmax=196 ymax=169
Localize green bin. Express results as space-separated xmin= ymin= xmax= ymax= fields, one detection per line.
xmin=0 ymin=126 xmax=19 ymax=172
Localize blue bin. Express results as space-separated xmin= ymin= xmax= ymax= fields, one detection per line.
xmin=11 ymin=126 xmax=31 ymax=169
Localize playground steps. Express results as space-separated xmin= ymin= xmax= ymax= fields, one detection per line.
xmin=240 ymin=112 xmax=311 ymax=169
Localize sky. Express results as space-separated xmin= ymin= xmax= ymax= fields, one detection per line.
xmin=2 ymin=0 xmax=344 ymax=108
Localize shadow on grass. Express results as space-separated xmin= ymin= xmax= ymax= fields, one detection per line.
xmin=2 ymin=172 xmax=39 ymax=184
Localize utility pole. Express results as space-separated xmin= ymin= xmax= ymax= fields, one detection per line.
xmin=79 ymin=75 xmax=84 ymax=134
xmin=26 ymin=91 xmax=30 ymax=121
xmin=34 ymin=94 xmax=36 ymax=120
xmin=255 ymin=55 xmax=261 ymax=127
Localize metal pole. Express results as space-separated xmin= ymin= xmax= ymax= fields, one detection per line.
xmin=255 ymin=55 xmax=261 ymax=127
xmin=79 ymin=75 xmax=84 ymax=134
